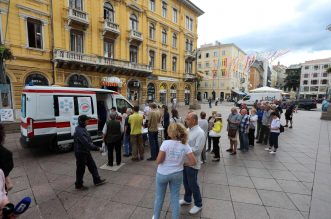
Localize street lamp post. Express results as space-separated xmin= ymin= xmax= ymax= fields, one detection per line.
xmin=321 ymin=24 xmax=331 ymax=120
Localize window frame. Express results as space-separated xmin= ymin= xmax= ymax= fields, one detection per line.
xmin=149 ymin=23 xmax=155 ymax=40
xmin=172 ymin=56 xmax=177 ymax=72
xmin=104 ymin=2 xmax=115 ymax=22
xmin=70 ymin=29 xmax=84 ymax=53
xmin=172 ymin=33 xmax=177 ymax=48
xmin=104 ymin=38 xmax=114 ymax=58
xmin=130 ymin=45 xmax=138 ymax=63
xmin=161 ymin=54 xmax=167 ymax=70
xmin=162 ymin=1 xmax=167 ymax=18
xmin=130 ymin=14 xmax=138 ymax=31
xmin=27 ymin=18 xmax=43 ymax=49
xmin=172 ymin=8 xmax=178 ymax=23
xmin=161 ymin=28 xmax=167 ymax=45
xmin=149 ymin=0 xmax=155 ymax=11
xmin=69 ymin=0 xmax=84 ymax=10
xmin=149 ymin=50 xmax=155 ymax=68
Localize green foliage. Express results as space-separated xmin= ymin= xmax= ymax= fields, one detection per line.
xmin=0 ymin=45 xmax=14 ymax=60
xmin=327 ymin=67 xmax=331 ymax=73
xmin=284 ymin=69 xmax=300 ymax=91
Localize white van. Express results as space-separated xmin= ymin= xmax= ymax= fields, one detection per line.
xmin=20 ymin=86 xmax=133 ymax=152
xmin=237 ymin=92 xmax=282 ymax=106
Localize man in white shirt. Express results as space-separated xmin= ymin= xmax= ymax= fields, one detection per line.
xmin=180 ymin=112 xmax=205 ymax=214
xmin=198 ymin=111 xmax=208 ymax=163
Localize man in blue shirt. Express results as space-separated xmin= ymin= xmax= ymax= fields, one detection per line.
xmin=256 ymin=103 xmax=264 ymax=139
xmin=238 ymin=109 xmax=250 ymax=152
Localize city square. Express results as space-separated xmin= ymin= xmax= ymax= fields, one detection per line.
xmin=3 ymin=103 xmax=331 ymax=219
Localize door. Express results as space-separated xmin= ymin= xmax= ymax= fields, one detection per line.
xmin=185 ymin=93 xmax=190 ymax=105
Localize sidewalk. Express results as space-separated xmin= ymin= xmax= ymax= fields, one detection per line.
xmin=4 ymin=104 xmax=331 ymax=219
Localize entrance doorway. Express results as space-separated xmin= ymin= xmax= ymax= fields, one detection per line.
xmin=184 ymin=84 xmax=191 ymax=105
xmin=127 ymin=80 xmax=141 ymax=105
xmin=160 ymin=83 xmax=167 ymax=105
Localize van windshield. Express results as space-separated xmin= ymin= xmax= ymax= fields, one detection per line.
xmin=116 ymin=98 xmax=132 ymax=114
xmin=243 ymin=95 xmax=250 ymax=101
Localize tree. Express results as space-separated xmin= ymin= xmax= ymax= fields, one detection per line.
xmin=327 ymin=67 xmax=331 ymax=73
xmin=0 ymin=45 xmax=14 ymax=84
xmin=284 ymin=69 xmax=300 ymax=92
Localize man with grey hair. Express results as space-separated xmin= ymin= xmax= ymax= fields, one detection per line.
xmin=123 ymin=108 xmax=133 ymax=157
xmin=180 ymin=112 xmax=205 ymax=214
xmin=103 ymin=112 xmax=123 ymax=166
xmin=257 ymin=104 xmax=272 ymax=145
xmin=226 ymin=108 xmax=241 ymax=155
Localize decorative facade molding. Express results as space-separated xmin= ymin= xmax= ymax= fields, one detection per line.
xmin=16 ymin=4 xmax=50 ymax=17
xmin=18 ymin=13 xmax=49 ymax=24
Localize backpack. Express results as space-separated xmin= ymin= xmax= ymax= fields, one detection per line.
xmin=280 ymin=125 xmax=285 ymax=133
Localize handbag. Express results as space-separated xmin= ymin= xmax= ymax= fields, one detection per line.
xmin=228 ymin=128 xmax=237 ymax=138
xmin=209 ymin=130 xmax=221 ymax=137
xmin=5 ymin=176 xmax=13 ymax=191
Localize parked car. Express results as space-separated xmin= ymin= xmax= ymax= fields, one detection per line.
xmin=296 ymin=99 xmax=317 ymax=110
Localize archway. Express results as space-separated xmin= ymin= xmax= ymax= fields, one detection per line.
xmin=127 ymin=79 xmax=141 ymax=105
xmin=184 ymin=84 xmax=191 ymax=105
xmin=25 ymin=72 xmax=49 ymax=86
xmin=67 ymin=74 xmax=89 ymax=87
xmin=147 ymin=83 xmax=156 ymax=102
xmin=159 ymin=83 xmax=167 ymax=105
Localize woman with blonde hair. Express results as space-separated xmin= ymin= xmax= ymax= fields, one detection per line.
xmin=153 ymin=123 xmax=197 ymax=219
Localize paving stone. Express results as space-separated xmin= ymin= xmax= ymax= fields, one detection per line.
xmin=202 ymin=183 xmax=231 ymax=201
xmin=266 ymin=207 xmax=305 ymax=219
xmin=251 ymin=177 xmax=282 ymax=191
xmin=31 ymin=184 xmax=57 ymax=204
xmin=262 ymin=161 xmax=288 ymax=171
xmin=258 ymin=189 xmax=297 ymax=210
xmin=201 ymin=198 xmax=235 ymax=219
xmin=130 ymin=207 xmax=166 ymax=219
xmin=204 ymin=173 xmax=228 ymax=185
xmin=225 ymin=165 xmax=249 ymax=176
xmin=58 ymin=191 xmax=85 ymax=211
xmin=310 ymin=197 xmax=331 ymax=219
xmin=233 ymin=202 xmax=269 ymax=219
xmin=19 ymin=206 xmax=42 ymax=219
xmin=243 ymin=160 xmax=265 ymax=169
xmin=277 ymin=180 xmax=311 ymax=195
xmin=287 ymin=193 xmax=311 ymax=212
xmin=110 ymin=185 xmax=147 ymax=205
xmin=247 ymin=168 xmax=273 ymax=179
xmin=269 ymin=170 xmax=299 ymax=181
xmin=95 ymin=201 xmax=136 ymax=219
xmin=138 ymin=189 xmax=170 ymax=211
xmin=39 ymin=198 xmax=70 ymax=219
xmin=229 ymin=186 xmax=262 ymax=205
xmin=68 ymin=196 xmax=108 ymax=219
xmin=227 ymin=175 xmax=255 ymax=188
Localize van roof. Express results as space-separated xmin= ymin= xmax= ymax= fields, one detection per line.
xmin=23 ymin=86 xmax=120 ymax=94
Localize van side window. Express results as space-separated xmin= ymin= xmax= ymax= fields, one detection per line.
xmin=21 ymin=94 xmax=26 ymax=118
xmin=243 ymin=95 xmax=250 ymax=101
xmin=116 ymin=99 xmax=132 ymax=114
xmin=54 ymin=96 xmax=94 ymax=116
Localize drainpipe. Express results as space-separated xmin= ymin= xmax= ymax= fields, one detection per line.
xmin=50 ymin=0 xmax=56 ymax=85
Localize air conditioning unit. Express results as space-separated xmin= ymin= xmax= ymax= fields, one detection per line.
xmin=133 ymin=82 xmax=140 ymax=87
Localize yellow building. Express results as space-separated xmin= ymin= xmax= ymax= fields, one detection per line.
xmin=1 ymin=0 xmax=203 ymax=119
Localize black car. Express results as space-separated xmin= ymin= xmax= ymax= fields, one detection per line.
xmin=297 ymin=99 xmax=317 ymax=110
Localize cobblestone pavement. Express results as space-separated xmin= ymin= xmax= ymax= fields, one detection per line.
xmin=5 ymin=103 xmax=331 ymax=219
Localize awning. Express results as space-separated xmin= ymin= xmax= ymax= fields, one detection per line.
xmin=101 ymin=77 xmax=122 ymax=87
xmin=231 ymin=89 xmax=246 ymax=96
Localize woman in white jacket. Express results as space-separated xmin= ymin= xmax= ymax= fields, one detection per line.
xmin=266 ymin=112 xmax=281 ymax=154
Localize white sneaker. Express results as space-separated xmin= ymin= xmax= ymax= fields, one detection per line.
xmin=152 ymin=216 xmax=154 ymax=219
xmin=264 ymin=147 xmax=271 ymax=151
xmin=179 ymin=199 xmax=191 ymax=206
xmin=189 ymin=206 xmax=202 ymax=214
xmin=269 ymin=150 xmax=277 ymax=154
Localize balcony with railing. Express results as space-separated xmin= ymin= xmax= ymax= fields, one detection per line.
xmin=68 ymin=8 xmax=89 ymax=28
xmin=185 ymin=50 xmax=196 ymax=61
xmin=103 ymin=20 xmax=120 ymax=36
xmin=184 ymin=73 xmax=197 ymax=82
xmin=129 ymin=30 xmax=143 ymax=44
xmin=53 ymin=49 xmax=152 ymax=75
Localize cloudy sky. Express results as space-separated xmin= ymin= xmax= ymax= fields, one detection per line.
xmin=191 ymin=0 xmax=331 ymax=66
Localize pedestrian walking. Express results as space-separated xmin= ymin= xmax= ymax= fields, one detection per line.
xmin=123 ymin=108 xmax=132 ymax=157
xmin=256 ymin=103 xmax=264 ymax=139
xmin=148 ymin=103 xmax=161 ymax=161
xmin=74 ymin=115 xmax=106 ymax=190
xmin=170 ymin=109 xmax=183 ymax=124
xmin=266 ymin=112 xmax=281 ymax=154
xmin=226 ymin=108 xmax=241 ymax=155
xmin=207 ymin=111 xmax=217 ymax=152
xmin=285 ymin=103 xmax=295 ymax=128
xmin=152 ymin=123 xmax=197 ymax=219
xmin=180 ymin=112 xmax=205 ymax=215
xmin=162 ymin=105 xmax=170 ymax=140
xmin=238 ymin=109 xmax=250 ymax=152
xmin=208 ymin=98 xmax=212 ymax=108
xmin=209 ymin=113 xmax=223 ymax=161
xmin=257 ymin=104 xmax=272 ymax=145
xmin=103 ymin=112 xmax=123 ymax=166
xmin=198 ymin=112 xmax=208 ymax=163
xmin=249 ymin=108 xmax=258 ymax=147
xmin=129 ymin=106 xmax=145 ymax=161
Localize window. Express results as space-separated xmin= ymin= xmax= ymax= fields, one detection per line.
xmin=172 ymin=33 xmax=177 ymax=48
xmin=321 ymin=79 xmax=328 ymax=85
xmin=172 ymin=57 xmax=177 ymax=72
xmin=104 ymin=2 xmax=114 ymax=22
xmin=303 ymin=87 xmax=309 ymax=92
xmin=304 ymin=74 xmax=309 ymax=78
xmin=162 ymin=1 xmax=167 ymax=17
xmin=25 ymin=73 xmax=49 ymax=86
xmin=214 ymin=51 xmax=218 ymax=57
xmin=69 ymin=0 xmax=83 ymax=10
xmin=185 ymin=61 xmax=192 ymax=73
xmin=149 ymin=23 xmax=155 ymax=40
xmin=130 ymin=14 xmax=138 ymax=31
xmin=68 ymin=74 xmax=89 ymax=87
xmin=198 ymin=54 xmax=201 ymax=59
xmin=313 ymin=73 xmax=319 ymax=77
xmin=21 ymin=94 xmax=26 ymax=118
xmin=130 ymin=45 xmax=138 ymax=63
xmin=116 ymin=99 xmax=132 ymax=114
xmin=303 ymin=80 xmax=308 ymax=85
xmin=311 ymin=80 xmax=318 ymax=85
xmin=305 ymin=66 xmax=309 ymax=70
xmin=310 ymin=86 xmax=318 ymax=92
xmin=150 ymin=0 xmax=155 ymax=11
xmin=27 ymin=18 xmax=43 ymax=49
xmin=185 ymin=16 xmax=193 ymax=31
xmin=172 ymin=8 xmax=177 ymax=23
xmin=314 ymin=65 xmax=319 ymax=70
xmin=161 ymin=54 xmax=167 ymax=70
xmin=205 ymin=82 xmax=208 ymax=87
xmin=222 ymin=50 xmax=226 ymax=55
xmin=205 ymin=53 xmax=209 ymax=58
xmin=198 ymin=63 xmax=201 ymax=69
xmin=149 ymin=50 xmax=155 ymax=68
xmin=221 ymin=69 xmax=226 ymax=76
xmin=323 ymin=72 xmax=328 ymax=77
xmin=185 ymin=39 xmax=193 ymax=51
xmin=70 ymin=30 xmax=84 ymax=53
xmin=205 ymin=62 xmax=209 ymax=68
xmin=104 ymin=39 xmax=114 ymax=58
xmin=161 ymin=29 xmax=167 ymax=44
xmin=323 ymin=64 xmax=329 ymax=69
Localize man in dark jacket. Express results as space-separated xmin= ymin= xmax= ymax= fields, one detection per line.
xmin=103 ymin=112 xmax=122 ymax=166
xmin=74 ymin=115 xmax=105 ymax=190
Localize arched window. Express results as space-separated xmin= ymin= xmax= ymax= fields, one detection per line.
xmin=25 ymin=73 xmax=49 ymax=86
xmin=130 ymin=14 xmax=138 ymax=31
xmin=68 ymin=74 xmax=89 ymax=88
xmin=104 ymin=2 xmax=114 ymax=22
xmin=172 ymin=33 xmax=177 ymax=48
xmin=161 ymin=29 xmax=167 ymax=44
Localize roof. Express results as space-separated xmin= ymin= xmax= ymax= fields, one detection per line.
xmin=249 ymin=86 xmax=282 ymax=93
xmin=23 ymin=86 xmax=118 ymax=94
xmin=303 ymin=58 xmax=331 ymax=65
xmin=180 ymin=0 xmax=204 ymax=16
xmin=198 ymin=43 xmax=247 ymax=55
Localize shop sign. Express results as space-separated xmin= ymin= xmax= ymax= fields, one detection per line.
xmin=101 ymin=77 xmax=123 ymax=87
xmin=0 ymin=109 xmax=14 ymax=122
xmin=158 ymin=77 xmax=179 ymax=82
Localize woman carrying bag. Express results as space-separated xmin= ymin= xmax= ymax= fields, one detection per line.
xmin=209 ymin=113 xmax=223 ymax=162
xmin=207 ymin=111 xmax=217 ymax=153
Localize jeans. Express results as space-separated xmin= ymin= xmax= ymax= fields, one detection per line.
xmin=239 ymin=131 xmax=249 ymax=151
xmin=269 ymin=132 xmax=280 ymax=149
xmin=256 ymin=121 xmax=262 ymax=139
xmin=148 ymin=131 xmax=159 ymax=159
xmin=183 ymin=166 xmax=202 ymax=207
xmin=212 ymin=137 xmax=220 ymax=158
xmin=248 ymin=129 xmax=255 ymax=146
xmin=207 ymin=136 xmax=212 ymax=151
xmin=154 ymin=171 xmax=182 ymax=219
xmin=123 ymin=134 xmax=131 ymax=155
xmin=75 ymin=152 xmax=101 ymax=187
xmin=106 ymin=141 xmax=121 ymax=165
xmin=258 ymin=125 xmax=270 ymax=145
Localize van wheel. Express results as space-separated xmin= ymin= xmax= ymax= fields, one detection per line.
xmin=56 ymin=143 xmax=73 ymax=153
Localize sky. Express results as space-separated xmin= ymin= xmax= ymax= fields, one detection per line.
xmin=191 ymin=0 xmax=331 ymax=67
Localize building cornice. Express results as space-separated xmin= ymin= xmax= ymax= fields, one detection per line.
xmin=0 ymin=0 xmax=9 ymax=4
xmin=179 ymin=0 xmax=204 ymax=16
xmin=16 ymin=4 xmax=49 ymax=17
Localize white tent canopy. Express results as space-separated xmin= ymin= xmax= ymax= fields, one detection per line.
xmin=249 ymin=86 xmax=282 ymax=93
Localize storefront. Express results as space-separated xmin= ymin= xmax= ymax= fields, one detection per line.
xmin=147 ymin=83 xmax=156 ymax=102
xmin=184 ymin=84 xmax=191 ymax=105
xmin=170 ymin=84 xmax=177 ymax=100
xmin=127 ymin=80 xmax=141 ymax=105
xmin=101 ymin=77 xmax=123 ymax=92
xmin=67 ymin=74 xmax=89 ymax=88
xmin=159 ymin=83 xmax=167 ymax=105
xmin=25 ymin=72 xmax=49 ymax=86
